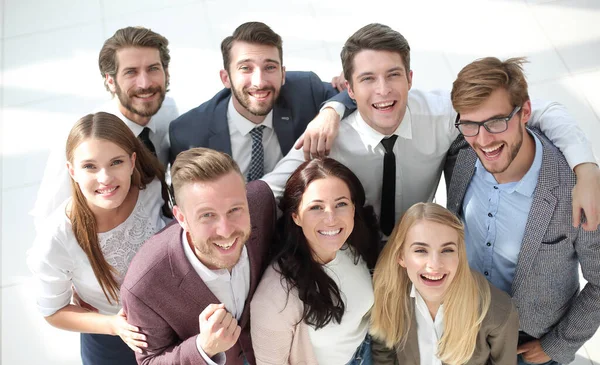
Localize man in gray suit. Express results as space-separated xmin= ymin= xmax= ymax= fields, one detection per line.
xmin=446 ymin=57 xmax=600 ymax=364
xmin=169 ymin=21 xmax=340 ymax=181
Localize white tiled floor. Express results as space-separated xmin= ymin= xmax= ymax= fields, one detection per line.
xmin=2 ymin=0 xmax=599 ymax=363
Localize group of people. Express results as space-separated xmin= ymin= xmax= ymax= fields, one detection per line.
xmin=26 ymin=19 xmax=600 ymax=365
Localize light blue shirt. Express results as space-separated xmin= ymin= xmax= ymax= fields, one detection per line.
xmin=462 ymin=132 xmax=543 ymax=294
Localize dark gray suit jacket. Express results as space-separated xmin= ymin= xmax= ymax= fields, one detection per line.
xmin=445 ymin=129 xmax=600 ymax=364
xmin=121 ymin=180 xmax=276 ymax=365
xmin=168 ymin=71 xmax=338 ymax=164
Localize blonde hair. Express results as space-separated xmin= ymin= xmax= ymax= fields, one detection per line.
xmin=370 ymin=202 xmax=491 ymax=364
xmin=451 ymin=57 xmax=529 ymax=114
xmin=170 ymin=147 xmax=243 ymax=206
xmin=66 ymin=112 xmax=171 ymax=304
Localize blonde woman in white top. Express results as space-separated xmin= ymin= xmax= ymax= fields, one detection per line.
xmin=27 ymin=112 xmax=172 ymax=365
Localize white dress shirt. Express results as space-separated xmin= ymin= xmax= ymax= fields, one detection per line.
xmin=307 ymin=246 xmax=373 ymax=364
xmin=264 ymin=89 xmax=596 ymax=226
xmin=411 ymin=285 xmax=444 ymax=365
xmin=181 ymin=232 xmax=250 ymax=365
xmin=227 ymin=97 xmax=283 ymax=177
xmin=31 ymin=97 xmax=179 ymax=231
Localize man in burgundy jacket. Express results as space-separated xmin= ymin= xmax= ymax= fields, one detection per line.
xmin=121 ymin=147 xmax=276 ymax=365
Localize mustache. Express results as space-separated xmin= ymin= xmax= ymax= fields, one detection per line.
xmin=244 ymin=86 xmax=276 ymax=93
xmin=128 ymin=86 xmax=163 ymax=97
xmin=207 ymin=230 xmax=248 ymax=244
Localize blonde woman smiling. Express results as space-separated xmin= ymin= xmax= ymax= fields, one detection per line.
xmin=370 ymin=203 xmax=519 ymax=365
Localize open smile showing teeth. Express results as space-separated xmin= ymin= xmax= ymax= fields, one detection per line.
xmin=214 ymin=239 xmax=236 ymax=250
xmin=249 ymin=91 xmax=270 ymax=99
xmin=421 ymin=273 xmax=445 ymax=281
xmin=318 ymin=229 xmax=342 ymax=236
xmin=135 ymin=93 xmax=156 ymax=99
xmin=372 ymin=101 xmax=396 ymax=110
xmin=481 ymin=143 xmax=504 ymax=158
xmin=96 ymin=186 xmax=117 ymax=194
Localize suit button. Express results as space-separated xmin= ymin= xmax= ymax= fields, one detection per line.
xmin=488 ymin=213 xmax=493 ymax=217
xmin=484 ymin=271 xmax=489 ymax=276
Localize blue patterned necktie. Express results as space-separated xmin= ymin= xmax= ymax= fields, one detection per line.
xmin=247 ymin=125 xmax=266 ymax=181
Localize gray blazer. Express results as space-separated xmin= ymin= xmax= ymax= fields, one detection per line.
xmin=372 ymin=275 xmax=519 ymax=365
xmin=168 ymin=71 xmax=338 ymax=164
xmin=445 ymin=129 xmax=600 ymax=364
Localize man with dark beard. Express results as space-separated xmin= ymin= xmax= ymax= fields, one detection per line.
xmin=446 ymin=57 xmax=600 ymax=365
xmin=168 ymin=22 xmax=340 ymax=181
xmin=32 ymin=26 xmax=178 ymax=229
xmin=121 ymin=148 xmax=276 ymax=365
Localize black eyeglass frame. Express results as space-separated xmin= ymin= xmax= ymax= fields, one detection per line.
xmin=454 ymin=105 xmax=522 ymax=137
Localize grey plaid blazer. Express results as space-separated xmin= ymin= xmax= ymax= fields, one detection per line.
xmin=445 ymin=128 xmax=600 ymax=364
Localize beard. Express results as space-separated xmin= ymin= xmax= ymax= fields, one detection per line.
xmin=187 ymin=228 xmax=251 ymax=271
xmin=475 ymin=123 xmax=524 ymax=174
xmin=115 ymin=81 xmax=166 ymax=118
xmin=230 ymin=82 xmax=280 ymax=117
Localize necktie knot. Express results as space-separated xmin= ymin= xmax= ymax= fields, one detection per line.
xmin=381 ymin=135 xmax=398 ymax=153
xmin=249 ymin=125 xmax=266 ymax=141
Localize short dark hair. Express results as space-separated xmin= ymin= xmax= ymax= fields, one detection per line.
xmin=341 ymin=23 xmax=411 ymax=87
xmin=273 ymin=158 xmax=380 ymax=330
xmin=99 ymin=26 xmax=170 ymax=93
xmin=220 ymin=22 xmax=283 ymax=72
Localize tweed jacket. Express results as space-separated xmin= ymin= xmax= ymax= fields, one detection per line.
xmin=121 ymin=180 xmax=276 ymax=365
xmin=372 ymin=274 xmax=519 ymax=365
xmin=168 ymin=71 xmax=338 ymax=164
xmin=445 ymin=129 xmax=600 ymax=364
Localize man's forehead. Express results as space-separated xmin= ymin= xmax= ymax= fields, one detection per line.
xmin=116 ymin=47 xmax=161 ymax=68
xmin=230 ymin=41 xmax=281 ymax=63
xmin=352 ymin=49 xmax=406 ymax=75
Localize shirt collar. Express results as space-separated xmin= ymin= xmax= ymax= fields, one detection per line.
xmin=474 ymin=131 xmax=543 ymax=197
xmin=410 ymin=284 xmax=444 ymax=321
xmin=181 ymin=230 xmax=249 ymax=282
xmin=348 ymin=105 xmax=412 ymax=149
xmin=227 ymin=96 xmax=274 ymax=136
xmin=110 ymin=98 xmax=157 ymax=136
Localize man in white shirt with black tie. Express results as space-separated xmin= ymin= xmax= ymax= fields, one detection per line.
xmin=32 ymin=26 xmax=179 ymax=230
xmin=262 ymin=23 xmax=600 ymax=236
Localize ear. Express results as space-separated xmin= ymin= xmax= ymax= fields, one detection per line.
xmin=398 ymin=255 xmax=406 ymax=268
xmin=521 ymin=99 xmax=532 ymax=125
xmin=130 ymin=152 xmax=137 ymax=175
xmin=67 ymin=161 xmax=77 ymax=181
xmin=281 ymin=66 xmax=286 ymax=86
xmin=292 ymin=212 xmax=301 ymax=227
xmin=407 ymin=70 xmax=413 ymax=91
xmin=106 ymin=74 xmax=117 ymax=93
xmin=347 ymin=81 xmax=355 ymax=100
xmin=219 ymin=69 xmax=231 ymax=89
xmin=172 ymin=205 xmax=188 ymax=231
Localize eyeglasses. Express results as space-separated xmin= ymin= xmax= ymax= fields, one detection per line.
xmin=454 ymin=105 xmax=522 ymax=137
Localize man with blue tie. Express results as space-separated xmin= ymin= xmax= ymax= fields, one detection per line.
xmin=169 ymin=21 xmax=340 ymax=181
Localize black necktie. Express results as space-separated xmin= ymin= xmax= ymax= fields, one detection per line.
xmin=138 ymin=127 xmax=156 ymax=157
xmin=247 ymin=125 xmax=266 ymax=182
xmin=380 ymin=135 xmax=398 ymax=236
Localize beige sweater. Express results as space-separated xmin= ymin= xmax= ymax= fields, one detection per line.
xmin=250 ymin=264 xmax=318 ymax=364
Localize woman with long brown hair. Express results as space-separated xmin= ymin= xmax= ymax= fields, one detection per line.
xmin=27 ymin=112 xmax=172 ymax=365
xmin=370 ymin=202 xmax=518 ymax=364
xmin=251 ymin=157 xmax=380 ymax=364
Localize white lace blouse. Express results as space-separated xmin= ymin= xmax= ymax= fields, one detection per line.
xmin=27 ymin=179 xmax=169 ymax=316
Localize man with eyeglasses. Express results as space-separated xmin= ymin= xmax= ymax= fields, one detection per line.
xmin=446 ymin=57 xmax=600 ymax=365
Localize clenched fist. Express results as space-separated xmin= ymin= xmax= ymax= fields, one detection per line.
xmin=198 ymin=303 xmax=241 ymax=358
